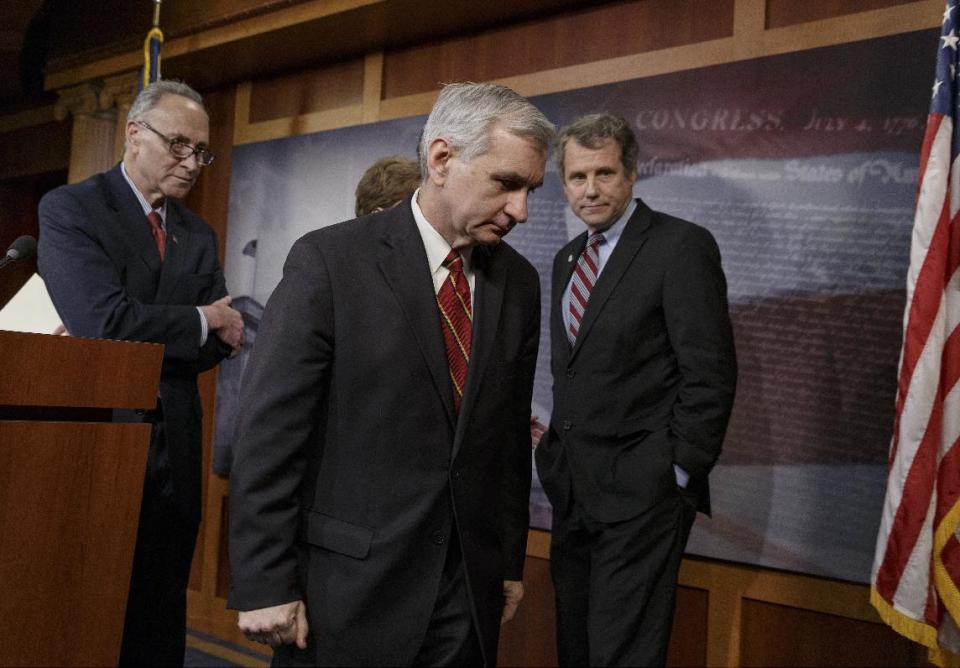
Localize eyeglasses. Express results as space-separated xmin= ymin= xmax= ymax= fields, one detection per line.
xmin=137 ymin=120 xmax=216 ymax=166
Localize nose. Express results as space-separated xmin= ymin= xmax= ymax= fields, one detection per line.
xmin=584 ymin=174 xmax=598 ymax=197
xmin=504 ymin=189 xmax=529 ymax=224
xmin=180 ymin=151 xmax=201 ymax=172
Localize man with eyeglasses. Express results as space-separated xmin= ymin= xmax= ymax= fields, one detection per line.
xmin=38 ymin=79 xmax=243 ymax=666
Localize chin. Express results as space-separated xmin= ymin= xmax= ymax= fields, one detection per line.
xmin=165 ymin=186 xmax=191 ymax=199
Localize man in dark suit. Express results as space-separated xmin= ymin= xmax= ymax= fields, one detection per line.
xmin=228 ymin=83 xmax=553 ymax=666
xmin=37 ymin=80 xmax=243 ymax=667
xmin=535 ymin=113 xmax=737 ymax=666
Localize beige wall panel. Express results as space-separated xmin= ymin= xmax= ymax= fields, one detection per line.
xmin=184 ymin=87 xmax=237 ymax=258
xmin=496 ymin=558 xmax=708 ymax=667
xmin=164 ymin=0 xmax=307 ymax=35
xmin=498 ymin=556 xmax=557 ymax=666
xmin=249 ymin=59 xmax=365 ymax=123
xmin=669 ymin=586 xmax=709 ymax=667
xmin=740 ymin=598 xmax=929 ymax=666
xmin=216 ymin=495 xmax=231 ymax=600
xmin=0 ymin=118 xmax=70 ymax=182
xmin=766 ymin=0 xmax=921 ymax=29
xmin=381 ymin=0 xmax=735 ymax=100
xmin=181 ymin=85 xmax=237 ymax=595
xmin=66 ymin=112 xmax=117 ymax=184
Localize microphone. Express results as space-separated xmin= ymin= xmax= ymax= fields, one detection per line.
xmin=0 ymin=236 xmax=37 ymax=269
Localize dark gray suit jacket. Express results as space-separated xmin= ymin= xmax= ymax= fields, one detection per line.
xmin=37 ymin=163 xmax=229 ymax=525
xmin=228 ymin=201 xmax=540 ymax=666
xmin=536 ymin=199 xmax=736 ymax=522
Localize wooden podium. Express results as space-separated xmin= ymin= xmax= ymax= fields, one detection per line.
xmin=0 ymin=331 xmax=163 ymax=667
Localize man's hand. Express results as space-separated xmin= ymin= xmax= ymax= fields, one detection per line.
xmin=501 ymin=580 xmax=524 ymax=625
xmin=201 ymin=295 xmax=244 ymax=353
xmin=238 ymin=600 xmax=308 ymax=649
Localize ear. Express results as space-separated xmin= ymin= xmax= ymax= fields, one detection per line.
xmin=125 ymin=120 xmax=142 ymax=152
xmin=426 ymin=137 xmax=454 ymax=185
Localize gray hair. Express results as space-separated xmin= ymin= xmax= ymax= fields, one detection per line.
xmin=418 ymin=82 xmax=555 ymax=178
xmin=555 ymin=113 xmax=639 ymax=178
xmin=126 ymin=80 xmax=205 ymax=123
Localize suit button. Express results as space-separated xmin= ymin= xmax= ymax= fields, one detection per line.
xmin=432 ymin=531 xmax=446 ymax=546
xmin=562 ymin=420 xmax=572 ymax=431
xmin=452 ymin=469 xmax=461 ymax=480
xmin=566 ymin=370 xmax=575 ymax=379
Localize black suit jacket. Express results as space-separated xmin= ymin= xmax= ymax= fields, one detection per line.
xmin=227 ymin=201 xmax=540 ymax=666
xmin=37 ymin=164 xmax=229 ymax=524
xmin=536 ymin=199 xmax=736 ymax=522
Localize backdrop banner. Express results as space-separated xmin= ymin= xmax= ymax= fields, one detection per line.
xmin=217 ymin=29 xmax=933 ymax=583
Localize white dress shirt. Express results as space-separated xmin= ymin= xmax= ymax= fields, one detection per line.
xmin=121 ymin=162 xmax=209 ymax=346
xmin=411 ymin=189 xmax=475 ymax=299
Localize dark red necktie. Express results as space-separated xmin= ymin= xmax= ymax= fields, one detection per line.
xmin=437 ymin=250 xmax=472 ymax=413
xmin=146 ymin=211 xmax=166 ymax=261
xmin=568 ymin=232 xmax=604 ymax=343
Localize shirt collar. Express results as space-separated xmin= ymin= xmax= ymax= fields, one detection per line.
xmin=410 ymin=188 xmax=472 ymax=274
xmin=592 ymin=199 xmax=636 ymax=246
xmin=120 ymin=162 xmax=167 ymax=224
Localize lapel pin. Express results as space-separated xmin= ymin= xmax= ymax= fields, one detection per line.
xmin=172 ymin=234 xmax=178 ymax=244
xmin=567 ymin=254 xmax=573 ymax=263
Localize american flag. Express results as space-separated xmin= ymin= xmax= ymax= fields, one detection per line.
xmin=871 ymin=0 xmax=960 ymax=660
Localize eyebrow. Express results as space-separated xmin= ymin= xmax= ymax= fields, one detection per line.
xmin=159 ymin=127 xmax=206 ymax=146
xmin=492 ymin=171 xmax=543 ymax=189
xmin=175 ymin=134 xmax=208 ymax=147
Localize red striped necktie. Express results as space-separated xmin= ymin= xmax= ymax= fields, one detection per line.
xmin=146 ymin=211 xmax=166 ymax=261
xmin=437 ymin=250 xmax=472 ymax=414
xmin=568 ymin=232 xmax=605 ymax=343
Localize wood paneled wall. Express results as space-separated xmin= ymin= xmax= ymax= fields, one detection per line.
xmin=380 ymin=0 xmax=735 ymax=100
xmin=175 ymin=1 xmax=942 ymax=665
xmin=497 ymin=542 xmax=930 ymax=667
xmin=0 ymin=0 xmax=941 ymax=665
xmin=0 ymin=110 xmax=69 ymax=308
xmin=0 ymin=170 xmax=66 ymax=308
xmin=182 ymin=86 xmax=237 ymax=600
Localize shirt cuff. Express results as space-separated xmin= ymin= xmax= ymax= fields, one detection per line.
xmin=197 ymin=306 xmax=209 ymax=347
xmin=674 ymin=464 xmax=690 ymax=489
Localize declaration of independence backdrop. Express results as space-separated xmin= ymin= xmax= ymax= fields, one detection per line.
xmin=215 ymin=29 xmax=931 ymax=583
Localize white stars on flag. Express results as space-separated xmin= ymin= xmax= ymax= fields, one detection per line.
xmin=942 ymin=28 xmax=959 ymax=51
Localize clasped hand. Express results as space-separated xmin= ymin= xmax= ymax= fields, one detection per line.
xmin=201 ymin=295 xmax=244 ymax=354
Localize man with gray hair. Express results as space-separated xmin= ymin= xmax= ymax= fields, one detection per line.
xmin=38 ymin=79 xmax=243 ymax=666
xmin=228 ymin=82 xmax=552 ymax=665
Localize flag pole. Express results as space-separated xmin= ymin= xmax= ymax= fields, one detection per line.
xmin=142 ymin=0 xmax=164 ymax=89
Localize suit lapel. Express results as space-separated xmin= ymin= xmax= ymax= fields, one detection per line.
xmin=102 ymin=165 xmax=162 ymax=285
xmin=570 ymin=200 xmax=653 ymax=359
xmin=377 ymin=209 xmax=457 ymax=429
xmin=155 ymin=203 xmax=189 ymax=302
xmin=453 ymin=246 xmax=505 ymax=457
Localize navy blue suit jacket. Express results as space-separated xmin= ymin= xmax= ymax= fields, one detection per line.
xmin=536 ymin=199 xmax=737 ymax=521
xmin=228 ymin=201 xmax=540 ymax=665
xmin=38 ymin=163 xmax=229 ymax=524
